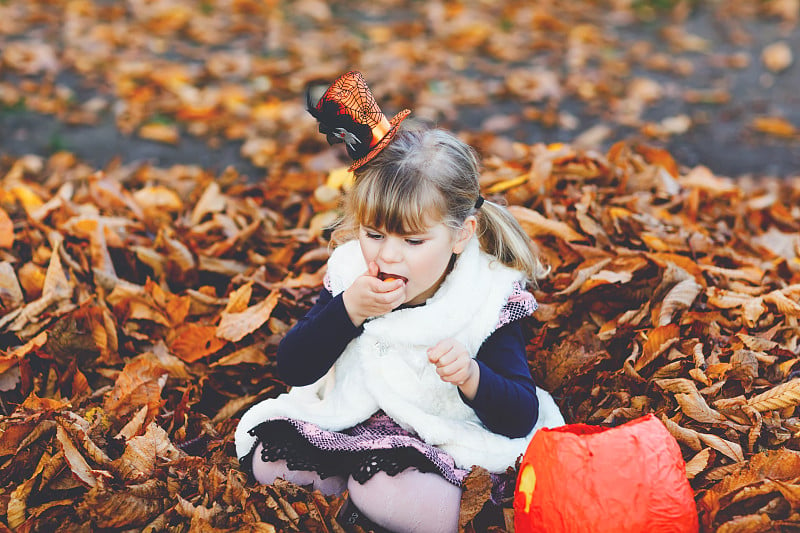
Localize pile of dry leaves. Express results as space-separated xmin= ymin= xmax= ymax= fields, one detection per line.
xmin=1 ymin=138 xmax=799 ymax=531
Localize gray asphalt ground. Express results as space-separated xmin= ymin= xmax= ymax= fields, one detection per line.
xmin=1 ymin=2 xmax=798 ymax=180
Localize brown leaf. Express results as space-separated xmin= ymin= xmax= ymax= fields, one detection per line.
xmin=508 ymin=205 xmax=586 ymax=242
xmin=55 ymin=424 xmax=98 ymax=488
xmin=532 ymin=325 xmax=606 ymax=390
xmin=712 ymin=448 xmax=800 ymax=499
xmin=684 ymin=448 xmax=712 ymax=479
xmin=217 ymin=290 xmax=280 ymax=342
xmin=675 ymin=390 xmax=729 ymax=425
xmin=727 ymin=350 xmax=759 ymax=387
xmin=210 ymin=344 xmax=270 ymax=367
xmin=458 ymin=466 xmax=493 ymax=529
xmin=103 ymin=355 xmax=169 ymax=420
xmin=764 ymin=289 xmax=800 ymax=317
xmin=658 ymin=278 xmax=702 ymax=326
xmin=191 ymin=181 xmax=228 ymax=225
xmin=698 ymin=432 xmax=744 ymax=463
xmin=114 ymin=422 xmax=183 ymax=481
xmin=78 ymin=483 xmax=167 ymax=529
xmin=747 ymin=378 xmax=800 ymax=412
xmin=717 ymin=513 xmax=774 ymax=533
xmin=7 ymin=448 xmax=53 ymax=529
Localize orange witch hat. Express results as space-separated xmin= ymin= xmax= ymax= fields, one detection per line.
xmin=306 ymin=71 xmax=411 ymax=171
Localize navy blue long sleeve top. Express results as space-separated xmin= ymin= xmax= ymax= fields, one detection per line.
xmin=276 ymin=288 xmax=540 ymax=438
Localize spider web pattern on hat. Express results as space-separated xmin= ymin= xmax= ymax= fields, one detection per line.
xmin=308 ymin=71 xmax=411 ymax=171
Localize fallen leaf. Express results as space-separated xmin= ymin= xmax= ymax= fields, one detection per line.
xmin=103 ymin=356 xmax=169 ymax=420
xmin=684 ymin=448 xmax=712 ymax=479
xmin=138 ymin=122 xmax=180 ymax=144
xmin=0 ymin=207 xmax=13 ymax=248
xmin=169 ymin=324 xmax=226 ymax=362
xmin=747 ymin=379 xmax=800 ymax=412
xmin=508 ymin=205 xmax=586 ymax=242
xmin=217 ymin=290 xmax=280 ymax=342
xmin=458 ymin=466 xmax=493 ymax=529
xmin=762 ymin=41 xmax=793 ymax=73
xmin=635 ymin=323 xmax=680 ymax=371
xmin=752 ymin=116 xmax=796 ymax=138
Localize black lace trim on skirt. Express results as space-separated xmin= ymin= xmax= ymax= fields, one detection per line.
xmin=240 ymin=419 xmax=441 ymax=485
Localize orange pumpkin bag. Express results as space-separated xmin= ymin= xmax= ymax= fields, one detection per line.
xmin=514 ymin=414 xmax=698 ymax=533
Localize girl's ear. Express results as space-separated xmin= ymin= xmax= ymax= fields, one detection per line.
xmin=453 ymin=216 xmax=477 ymax=254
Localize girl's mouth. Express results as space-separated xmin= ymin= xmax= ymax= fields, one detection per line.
xmin=378 ymin=272 xmax=408 ymax=284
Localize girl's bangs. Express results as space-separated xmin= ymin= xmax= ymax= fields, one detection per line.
xmin=352 ymin=174 xmax=441 ymax=235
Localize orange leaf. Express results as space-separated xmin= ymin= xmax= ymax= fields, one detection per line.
xmin=169 ymin=324 xmax=226 ymax=362
xmin=635 ymin=323 xmax=680 ymax=371
xmin=634 ymin=144 xmax=680 ymax=178
xmin=20 ymin=391 xmax=70 ymax=412
xmin=165 ymin=295 xmax=192 ymax=326
xmin=752 ymin=116 xmax=796 ymax=137
xmin=217 ymin=290 xmax=279 ymax=342
xmin=0 ymin=207 xmax=13 ymax=248
xmin=103 ymin=356 xmax=168 ymax=420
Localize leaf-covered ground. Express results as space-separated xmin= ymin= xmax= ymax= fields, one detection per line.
xmin=1 ymin=1 xmax=800 ymax=532
xmin=1 ymin=142 xmax=799 ymax=531
xmin=1 ymin=0 xmax=799 ymax=176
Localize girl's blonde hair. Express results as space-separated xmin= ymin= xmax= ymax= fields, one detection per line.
xmin=331 ymin=126 xmax=547 ymax=283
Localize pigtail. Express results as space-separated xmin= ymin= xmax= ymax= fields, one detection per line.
xmin=475 ymin=199 xmax=548 ymax=286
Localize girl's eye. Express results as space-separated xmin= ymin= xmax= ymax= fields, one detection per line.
xmin=405 ymin=238 xmax=425 ymax=246
xmin=366 ymin=231 xmax=383 ymax=240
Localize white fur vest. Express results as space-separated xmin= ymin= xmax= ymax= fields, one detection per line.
xmin=235 ymin=237 xmax=564 ymax=472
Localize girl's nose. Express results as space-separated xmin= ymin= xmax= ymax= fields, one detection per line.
xmin=378 ymin=237 xmax=402 ymax=263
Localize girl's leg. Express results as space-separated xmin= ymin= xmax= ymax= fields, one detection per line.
xmin=346 ymin=468 xmax=462 ymax=533
xmin=250 ymin=443 xmax=347 ymax=496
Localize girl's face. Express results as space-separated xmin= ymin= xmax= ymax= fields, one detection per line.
xmin=358 ymin=217 xmax=476 ymax=306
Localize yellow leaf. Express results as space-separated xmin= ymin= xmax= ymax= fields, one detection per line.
xmin=132 ymin=185 xmax=183 ymax=212
xmin=485 ymin=175 xmax=529 ymax=194
xmin=138 ymin=122 xmax=180 ymax=144
xmin=224 ymin=282 xmax=254 ymax=314
xmin=326 ymin=166 xmax=355 ymax=190
xmin=11 ymin=185 xmax=44 ymax=216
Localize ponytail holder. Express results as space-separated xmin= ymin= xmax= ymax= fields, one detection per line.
xmin=474 ymin=195 xmax=485 ymax=209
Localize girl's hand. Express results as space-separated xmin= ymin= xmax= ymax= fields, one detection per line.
xmin=342 ymin=262 xmax=406 ymax=327
xmin=427 ymin=338 xmax=480 ymax=400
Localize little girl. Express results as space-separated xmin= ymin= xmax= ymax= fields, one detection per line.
xmin=235 ymin=71 xmax=564 ymax=532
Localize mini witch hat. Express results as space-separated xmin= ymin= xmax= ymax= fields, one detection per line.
xmin=307 ymin=71 xmax=411 ymax=171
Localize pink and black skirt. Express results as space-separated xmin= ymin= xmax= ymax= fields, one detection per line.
xmin=240 ymin=411 xmax=516 ymax=503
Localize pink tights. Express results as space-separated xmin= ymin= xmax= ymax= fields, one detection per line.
xmin=251 ymin=444 xmax=347 ymax=496
xmin=346 ymin=468 xmax=461 ymax=533
xmin=251 ymin=444 xmax=462 ymax=532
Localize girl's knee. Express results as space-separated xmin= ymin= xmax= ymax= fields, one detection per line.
xmin=346 ymin=470 xmax=461 ymax=533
